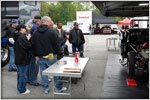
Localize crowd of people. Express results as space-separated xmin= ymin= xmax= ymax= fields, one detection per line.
xmin=6 ymin=16 xmax=85 ymax=94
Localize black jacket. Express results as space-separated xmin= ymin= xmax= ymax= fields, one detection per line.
xmin=54 ymin=28 xmax=67 ymax=46
xmin=69 ymin=28 xmax=85 ymax=47
xmin=14 ymin=32 xmax=31 ymax=66
xmin=31 ymin=24 xmax=60 ymax=57
xmin=7 ymin=27 xmax=17 ymax=47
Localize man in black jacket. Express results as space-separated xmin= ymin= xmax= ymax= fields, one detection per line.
xmin=7 ymin=19 xmax=19 ymax=71
xmin=69 ymin=22 xmax=85 ymax=57
xmin=31 ymin=16 xmax=66 ymax=94
xmin=14 ymin=24 xmax=31 ymax=94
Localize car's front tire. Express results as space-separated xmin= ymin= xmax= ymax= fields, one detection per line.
xmin=127 ymin=51 xmax=135 ymax=77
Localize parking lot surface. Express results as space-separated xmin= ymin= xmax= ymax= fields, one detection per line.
xmin=2 ymin=34 xmax=141 ymax=99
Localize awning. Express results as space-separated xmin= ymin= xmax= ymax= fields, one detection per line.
xmin=92 ymin=1 xmax=149 ymax=17
xmin=92 ymin=12 xmax=117 ymax=24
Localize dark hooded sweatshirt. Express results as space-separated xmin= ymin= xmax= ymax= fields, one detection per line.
xmin=14 ymin=32 xmax=31 ymax=65
xmin=31 ymin=24 xmax=60 ymax=57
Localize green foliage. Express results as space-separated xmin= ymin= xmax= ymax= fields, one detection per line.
xmin=40 ymin=1 xmax=106 ymax=24
xmin=41 ymin=1 xmax=50 ymax=17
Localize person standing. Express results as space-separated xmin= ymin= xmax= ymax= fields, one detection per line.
xmin=14 ymin=24 xmax=31 ymax=94
xmin=30 ymin=15 xmax=42 ymax=35
xmin=31 ymin=16 xmax=67 ymax=94
xmin=7 ymin=19 xmax=19 ymax=71
xmin=69 ymin=22 xmax=85 ymax=57
xmin=89 ymin=25 xmax=92 ymax=35
xmin=54 ymin=22 xmax=68 ymax=56
xmin=27 ymin=15 xmax=42 ymax=86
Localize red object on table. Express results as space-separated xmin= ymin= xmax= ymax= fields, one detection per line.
xmin=75 ymin=52 xmax=79 ymax=63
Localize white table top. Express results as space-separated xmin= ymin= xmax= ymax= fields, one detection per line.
xmin=43 ymin=57 xmax=89 ymax=78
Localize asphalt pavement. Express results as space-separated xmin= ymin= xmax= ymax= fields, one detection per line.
xmin=1 ymin=34 xmax=120 ymax=99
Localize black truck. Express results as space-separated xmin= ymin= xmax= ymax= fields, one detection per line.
xmin=119 ymin=19 xmax=149 ymax=77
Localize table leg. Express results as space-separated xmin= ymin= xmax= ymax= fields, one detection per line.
xmin=52 ymin=78 xmax=55 ymax=98
xmin=106 ymin=39 xmax=108 ymax=48
xmin=69 ymin=77 xmax=72 ymax=98
xmin=114 ymin=39 xmax=116 ymax=50
xmin=109 ymin=38 xmax=111 ymax=49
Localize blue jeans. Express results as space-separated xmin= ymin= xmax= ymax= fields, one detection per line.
xmin=9 ymin=47 xmax=17 ymax=70
xmin=17 ymin=64 xmax=29 ymax=93
xmin=89 ymin=30 xmax=92 ymax=35
xmin=38 ymin=57 xmax=62 ymax=91
xmin=27 ymin=51 xmax=39 ymax=85
xmin=60 ymin=45 xmax=65 ymax=53
xmin=72 ymin=44 xmax=84 ymax=54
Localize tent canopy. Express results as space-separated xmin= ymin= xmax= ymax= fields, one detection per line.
xmin=118 ymin=17 xmax=136 ymax=25
xmin=92 ymin=12 xmax=117 ymax=24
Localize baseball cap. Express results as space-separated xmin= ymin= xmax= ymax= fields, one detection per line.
xmin=74 ymin=22 xmax=79 ymax=26
xmin=18 ymin=24 xmax=26 ymax=31
xmin=11 ymin=19 xmax=19 ymax=24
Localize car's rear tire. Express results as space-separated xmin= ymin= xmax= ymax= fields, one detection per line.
xmin=1 ymin=47 xmax=10 ymax=67
xmin=127 ymin=51 xmax=135 ymax=77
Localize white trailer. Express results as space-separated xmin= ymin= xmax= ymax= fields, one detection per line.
xmin=76 ymin=11 xmax=92 ymax=34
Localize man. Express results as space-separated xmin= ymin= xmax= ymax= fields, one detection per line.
xmin=31 ymin=16 xmax=67 ymax=94
xmin=54 ymin=22 xmax=68 ymax=56
xmin=49 ymin=20 xmax=54 ymax=29
xmin=14 ymin=24 xmax=31 ymax=94
xmin=27 ymin=15 xmax=42 ymax=86
xmin=7 ymin=19 xmax=19 ymax=71
xmin=30 ymin=15 xmax=42 ymax=35
xmin=69 ymin=22 xmax=85 ymax=57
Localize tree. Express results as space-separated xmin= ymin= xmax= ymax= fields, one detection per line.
xmin=41 ymin=1 xmax=50 ymax=17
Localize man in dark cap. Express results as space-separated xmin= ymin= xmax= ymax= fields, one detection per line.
xmin=14 ymin=24 xmax=31 ymax=94
xmin=27 ymin=15 xmax=42 ymax=86
xmin=6 ymin=19 xmax=19 ymax=72
xmin=69 ymin=22 xmax=85 ymax=57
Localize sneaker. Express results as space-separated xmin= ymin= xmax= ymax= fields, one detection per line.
xmin=13 ymin=68 xmax=17 ymax=72
xmin=56 ymin=87 xmax=67 ymax=93
xmin=48 ymin=78 xmax=52 ymax=82
xmin=30 ymin=82 xmax=41 ymax=86
xmin=8 ymin=68 xmax=17 ymax=72
xmin=80 ymin=53 xmax=84 ymax=57
xmin=43 ymin=89 xmax=49 ymax=94
xmin=21 ymin=89 xmax=30 ymax=94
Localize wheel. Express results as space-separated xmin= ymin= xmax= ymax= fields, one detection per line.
xmin=127 ymin=51 xmax=135 ymax=77
xmin=1 ymin=47 xmax=10 ymax=67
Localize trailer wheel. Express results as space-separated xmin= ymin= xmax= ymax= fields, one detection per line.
xmin=127 ymin=51 xmax=135 ymax=77
xmin=1 ymin=46 xmax=10 ymax=67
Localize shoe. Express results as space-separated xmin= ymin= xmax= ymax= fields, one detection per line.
xmin=48 ymin=78 xmax=52 ymax=82
xmin=13 ymin=68 xmax=17 ymax=72
xmin=71 ymin=78 xmax=78 ymax=84
xmin=80 ymin=53 xmax=84 ymax=57
xmin=8 ymin=68 xmax=17 ymax=72
xmin=21 ymin=89 xmax=30 ymax=94
xmin=30 ymin=82 xmax=41 ymax=86
xmin=43 ymin=89 xmax=49 ymax=94
xmin=56 ymin=87 xmax=67 ymax=93
xmin=8 ymin=69 xmax=14 ymax=72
